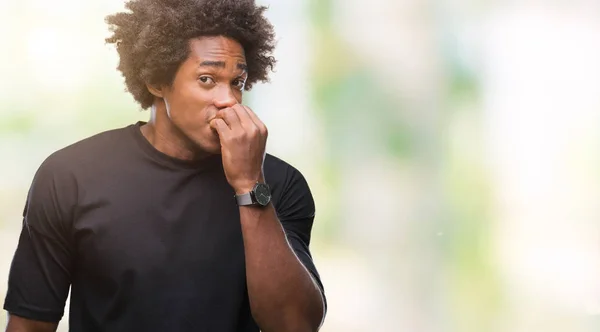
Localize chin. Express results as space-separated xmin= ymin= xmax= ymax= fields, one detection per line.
xmin=188 ymin=131 xmax=221 ymax=155
xmin=206 ymin=144 xmax=222 ymax=155
xmin=199 ymin=138 xmax=222 ymax=155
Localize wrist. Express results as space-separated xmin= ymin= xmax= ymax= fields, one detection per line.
xmin=234 ymin=176 xmax=271 ymax=207
xmin=233 ymin=174 xmax=265 ymax=195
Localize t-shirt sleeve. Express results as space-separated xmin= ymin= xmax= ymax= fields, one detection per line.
xmin=3 ymin=155 xmax=76 ymax=323
xmin=275 ymin=166 xmax=327 ymax=313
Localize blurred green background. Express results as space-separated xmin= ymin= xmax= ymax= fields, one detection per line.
xmin=1 ymin=0 xmax=600 ymax=331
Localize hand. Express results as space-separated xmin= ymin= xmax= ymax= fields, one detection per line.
xmin=209 ymin=104 xmax=268 ymax=194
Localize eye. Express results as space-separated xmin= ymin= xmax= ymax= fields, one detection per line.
xmin=232 ymin=79 xmax=246 ymax=91
xmin=198 ymin=76 xmax=215 ymax=85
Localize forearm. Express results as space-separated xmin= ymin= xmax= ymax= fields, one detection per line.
xmin=239 ymin=204 xmax=324 ymax=332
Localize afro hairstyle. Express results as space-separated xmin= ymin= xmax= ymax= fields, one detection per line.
xmin=105 ymin=0 xmax=277 ymax=109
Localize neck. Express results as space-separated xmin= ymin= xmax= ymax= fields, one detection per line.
xmin=140 ymin=103 xmax=210 ymax=162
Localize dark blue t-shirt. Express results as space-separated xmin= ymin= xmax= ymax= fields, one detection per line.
xmin=4 ymin=122 xmax=325 ymax=331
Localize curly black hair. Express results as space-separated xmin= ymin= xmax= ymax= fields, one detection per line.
xmin=105 ymin=0 xmax=276 ymax=109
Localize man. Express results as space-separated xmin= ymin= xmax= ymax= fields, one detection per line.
xmin=3 ymin=0 xmax=326 ymax=331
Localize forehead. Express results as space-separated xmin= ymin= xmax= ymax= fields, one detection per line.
xmin=188 ymin=36 xmax=246 ymax=64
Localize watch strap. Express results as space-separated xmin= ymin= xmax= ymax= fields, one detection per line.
xmin=235 ymin=192 xmax=254 ymax=206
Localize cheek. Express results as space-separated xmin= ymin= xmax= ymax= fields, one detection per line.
xmin=171 ymin=85 xmax=213 ymax=122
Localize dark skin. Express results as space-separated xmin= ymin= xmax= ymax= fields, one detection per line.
xmin=5 ymin=316 xmax=56 ymax=332
xmin=6 ymin=36 xmax=324 ymax=332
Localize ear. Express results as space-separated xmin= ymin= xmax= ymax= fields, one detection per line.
xmin=146 ymin=83 xmax=164 ymax=98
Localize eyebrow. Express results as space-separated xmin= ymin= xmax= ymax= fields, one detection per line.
xmin=199 ymin=61 xmax=248 ymax=72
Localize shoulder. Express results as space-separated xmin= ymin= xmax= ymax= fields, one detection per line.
xmin=44 ymin=125 xmax=133 ymax=170
xmin=264 ymin=154 xmax=315 ymax=220
xmin=31 ymin=125 xmax=134 ymax=195
xmin=27 ymin=125 xmax=134 ymax=217
xmin=264 ymin=153 xmax=309 ymax=194
xmin=32 ymin=124 xmax=137 ymax=186
xmin=264 ymin=153 xmax=294 ymax=178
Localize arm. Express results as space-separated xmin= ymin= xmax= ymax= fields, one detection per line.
xmin=3 ymin=155 xmax=75 ymax=332
xmin=210 ymin=105 xmax=325 ymax=331
xmin=6 ymin=315 xmax=57 ymax=332
xmin=239 ymin=191 xmax=324 ymax=332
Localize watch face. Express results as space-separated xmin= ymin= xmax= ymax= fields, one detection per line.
xmin=254 ymin=183 xmax=271 ymax=206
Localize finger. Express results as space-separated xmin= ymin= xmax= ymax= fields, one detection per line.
xmin=216 ymin=107 xmax=241 ymax=130
xmin=242 ymin=105 xmax=268 ymax=136
xmin=209 ymin=118 xmax=230 ymax=139
xmin=232 ymin=104 xmax=258 ymax=132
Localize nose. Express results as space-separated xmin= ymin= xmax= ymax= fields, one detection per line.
xmin=213 ymin=85 xmax=239 ymax=109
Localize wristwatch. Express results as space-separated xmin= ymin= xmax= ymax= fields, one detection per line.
xmin=235 ymin=182 xmax=272 ymax=207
